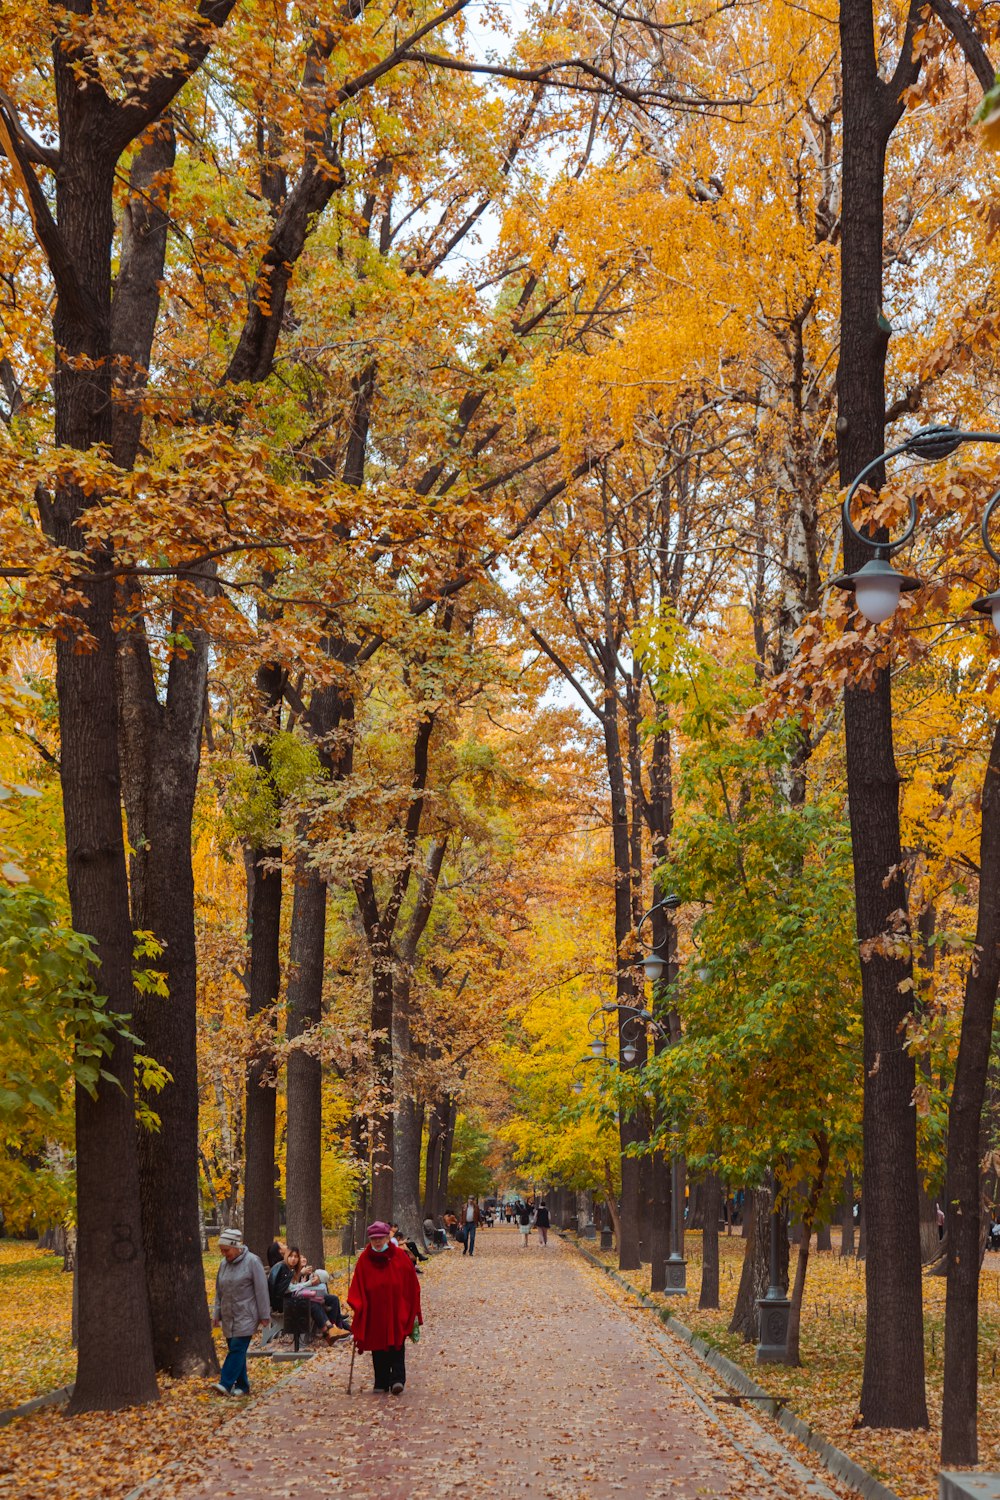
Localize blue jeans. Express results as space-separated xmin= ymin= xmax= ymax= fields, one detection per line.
xmin=463 ymin=1224 xmax=477 ymax=1255
xmin=220 ymin=1335 xmax=252 ymax=1393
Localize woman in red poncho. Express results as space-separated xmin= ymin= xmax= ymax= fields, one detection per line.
xmin=348 ymin=1221 xmax=422 ymax=1394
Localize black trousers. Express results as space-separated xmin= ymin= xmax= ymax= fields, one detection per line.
xmin=372 ymin=1344 xmax=406 ymax=1391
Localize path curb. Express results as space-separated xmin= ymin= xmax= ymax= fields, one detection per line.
xmin=566 ymin=1235 xmax=903 ymax=1500
xmin=0 ymin=1383 xmax=74 ymax=1427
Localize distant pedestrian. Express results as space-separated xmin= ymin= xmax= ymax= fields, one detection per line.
xmin=517 ymin=1201 xmax=532 ymax=1248
xmin=535 ymin=1200 xmax=550 ymax=1247
xmin=347 ymin=1222 xmax=422 ymax=1394
xmin=462 ymin=1196 xmax=481 ymax=1257
xmin=210 ymin=1228 xmax=271 ymax=1397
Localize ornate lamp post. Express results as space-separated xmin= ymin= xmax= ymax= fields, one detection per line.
xmin=832 ymin=424 xmax=1000 ymax=625
xmin=756 ymin=1168 xmax=792 ymax=1365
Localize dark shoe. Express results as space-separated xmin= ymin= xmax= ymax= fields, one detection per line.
xmin=390 ymin=1381 xmax=404 ymax=1395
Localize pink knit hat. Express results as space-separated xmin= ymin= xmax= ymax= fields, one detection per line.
xmin=366 ymin=1221 xmax=392 ymax=1239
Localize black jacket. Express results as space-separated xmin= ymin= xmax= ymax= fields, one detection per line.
xmin=268 ymin=1261 xmax=294 ymax=1312
xmin=535 ymin=1206 xmax=550 ymax=1228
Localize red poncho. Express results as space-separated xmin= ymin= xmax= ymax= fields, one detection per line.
xmin=347 ymin=1243 xmax=422 ymax=1352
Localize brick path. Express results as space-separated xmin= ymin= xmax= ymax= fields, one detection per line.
xmin=164 ymin=1227 xmax=844 ymax=1500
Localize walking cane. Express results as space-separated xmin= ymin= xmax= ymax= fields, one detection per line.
xmin=346 ymin=1211 xmax=358 ymax=1393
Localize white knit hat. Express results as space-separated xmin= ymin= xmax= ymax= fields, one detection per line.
xmin=218 ymin=1228 xmax=244 ymax=1248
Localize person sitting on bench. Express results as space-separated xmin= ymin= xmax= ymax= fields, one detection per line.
xmin=422 ymin=1217 xmax=449 ymax=1249
xmin=303 ymin=1267 xmax=351 ymax=1331
xmin=269 ymin=1247 xmax=345 ymax=1344
xmin=391 ymin=1222 xmax=428 ymax=1263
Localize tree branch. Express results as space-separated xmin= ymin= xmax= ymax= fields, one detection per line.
xmin=927 ymin=0 xmax=996 ymax=92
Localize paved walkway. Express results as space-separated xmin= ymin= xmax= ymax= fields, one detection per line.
xmin=165 ymin=1228 xmax=845 ymax=1500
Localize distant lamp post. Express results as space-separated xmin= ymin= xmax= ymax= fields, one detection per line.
xmin=756 ymin=1169 xmax=792 ymax=1365
xmin=832 ymin=424 xmax=1000 ymax=627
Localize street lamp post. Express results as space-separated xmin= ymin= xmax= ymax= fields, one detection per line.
xmin=832 ymin=424 xmax=1000 ymax=626
xmin=756 ymin=1168 xmax=792 ymax=1365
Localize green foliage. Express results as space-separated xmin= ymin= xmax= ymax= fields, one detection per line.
xmin=446 ymin=1111 xmax=495 ymax=1202
xmin=640 ymin=618 xmax=861 ymax=1210
xmin=217 ymin=731 xmax=323 ymax=846
xmin=0 ymin=885 xmax=140 ymax=1230
xmin=320 ymin=1150 xmax=364 ymax=1232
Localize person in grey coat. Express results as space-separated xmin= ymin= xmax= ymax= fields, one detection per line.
xmin=211 ymin=1228 xmax=271 ymax=1396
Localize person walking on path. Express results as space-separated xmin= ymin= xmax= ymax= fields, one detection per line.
xmin=347 ymin=1221 xmax=422 ymax=1394
xmin=517 ymin=1201 xmax=532 ymax=1248
xmin=211 ymin=1228 xmax=271 ymax=1397
xmin=462 ymin=1196 xmax=481 ymax=1257
xmin=535 ymin=1200 xmax=550 ymax=1247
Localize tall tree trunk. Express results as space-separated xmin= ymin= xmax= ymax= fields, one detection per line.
xmin=700 ymin=1173 xmax=722 ymax=1310
xmin=438 ymin=1097 xmax=457 ymax=1209
xmin=918 ymin=1182 xmax=941 ymax=1265
xmin=838 ymin=0 xmax=927 ymax=1429
xmin=242 ymin=663 xmax=284 ymax=1260
xmin=941 ymin=722 xmax=1000 ymax=1463
xmin=393 ymin=840 xmax=446 ymax=1242
xmin=424 ymin=1099 xmax=446 ymax=1219
xmin=786 ymin=1135 xmax=829 ymax=1367
xmin=603 ymin=708 xmax=642 ymax=1270
xmin=243 ymin=850 xmax=282 ymax=1256
xmin=39 ymin=111 xmax=159 ymax=1413
xmin=284 ymin=856 xmax=326 ymax=1268
xmin=114 ymin=126 xmax=215 ymax=1369
xmin=649 ymin=1147 xmax=671 ymax=1293
xmin=730 ymin=1187 xmax=785 ymax=1342
xmin=368 ymin=951 xmax=395 ymax=1223
xmin=603 ymin=1160 xmax=623 ymax=1251
xmin=841 ymin=1170 xmax=856 ymax=1256
xmin=394 ymin=1092 xmax=425 ymax=1239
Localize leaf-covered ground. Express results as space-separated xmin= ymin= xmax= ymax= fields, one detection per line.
xmin=0 ymin=1237 xmax=353 ymax=1499
xmin=3 ymin=1228 xmax=994 ymax=1499
xmin=161 ymin=1226 xmax=849 ymax=1500
xmin=580 ymin=1227 xmax=1000 ymax=1500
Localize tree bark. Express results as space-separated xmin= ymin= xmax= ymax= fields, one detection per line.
xmin=918 ymin=1182 xmax=941 ymax=1265
xmin=603 ymin=1159 xmax=623 ymax=1251
xmin=730 ymin=1187 xmax=786 ymax=1342
xmin=393 ymin=840 xmax=447 ymax=1241
xmin=841 ymin=1170 xmax=856 ymax=1256
xmin=602 ymin=706 xmax=643 ymax=1270
xmin=786 ymin=1135 xmax=829 ymax=1366
xmin=437 ymin=1097 xmax=458 ymax=1209
xmin=36 ymin=95 xmax=160 ymax=1413
xmin=109 ymin=118 xmax=218 ymax=1380
xmin=284 ymin=856 xmax=327 ymax=1268
xmin=242 ymin=715 xmax=284 ymax=1262
xmin=838 ymin=0 xmax=928 ymax=1429
xmin=700 ymin=1172 xmax=722 ymax=1310
xmin=424 ymin=1098 xmax=446 ymax=1219
xmin=941 ymin=722 xmax=1000 ymax=1463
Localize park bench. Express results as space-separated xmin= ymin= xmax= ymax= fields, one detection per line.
xmin=274 ymin=1293 xmax=314 ymax=1359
